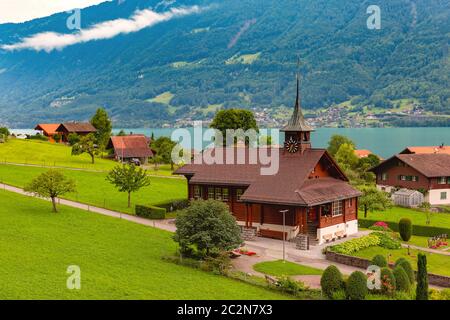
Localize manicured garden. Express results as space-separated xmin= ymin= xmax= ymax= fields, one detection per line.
xmin=253 ymin=260 xmax=323 ymax=277
xmin=0 ymin=189 xmax=290 ymax=299
xmin=0 ymin=164 xmax=187 ymax=214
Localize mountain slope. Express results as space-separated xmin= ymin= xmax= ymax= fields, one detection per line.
xmin=0 ymin=0 xmax=448 ymax=127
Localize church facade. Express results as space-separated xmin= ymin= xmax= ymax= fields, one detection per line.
xmin=175 ymin=76 xmax=361 ymax=246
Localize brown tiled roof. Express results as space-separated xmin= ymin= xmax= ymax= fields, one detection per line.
xmin=34 ymin=124 xmax=60 ymax=135
xmin=56 ymin=122 xmax=97 ymax=133
xmin=175 ymin=147 xmax=359 ymax=206
xmin=108 ymin=135 xmax=153 ymax=158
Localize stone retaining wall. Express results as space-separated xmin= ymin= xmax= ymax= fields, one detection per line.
xmin=325 ymin=251 xmax=450 ymax=288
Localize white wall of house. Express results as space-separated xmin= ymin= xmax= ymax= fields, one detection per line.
xmin=376 ymin=184 xmax=394 ymax=193
xmin=316 ymin=220 xmax=358 ymax=245
xmin=426 ymin=189 xmax=450 ymax=205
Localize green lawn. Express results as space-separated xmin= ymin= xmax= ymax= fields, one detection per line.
xmin=362 ymin=206 xmax=450 ymax=229
xmin=0 ymin=189 xmax=289 ymax=299
xmin=253 ymin=260 xmax=323 ymax=277
xmin=0 ymin=139 xmax=175 ymax=176
xmin=0 ymin=164 xmax=187 ymax=214
xmin=352 ymin=246 xmax=450 ymax=277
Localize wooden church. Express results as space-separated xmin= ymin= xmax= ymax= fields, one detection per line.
xmin=175 ymin=74 xmax=361 ymax=247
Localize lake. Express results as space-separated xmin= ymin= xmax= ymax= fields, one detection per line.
xmin=11 ymin=127 xmax=450 ymax=159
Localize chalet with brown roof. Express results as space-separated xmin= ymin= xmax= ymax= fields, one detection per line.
xmin=55 ymin=122 xmax=97 ymax=142
xmin=370 ymin=153 xmax=450 ymax=205
xmin=107 ymin=135 xmax=154 ymax=164
xmin=175 ymin=74 xmax=361 ymax=246
xmin=34 ymin=124 xmax=60 ymax=142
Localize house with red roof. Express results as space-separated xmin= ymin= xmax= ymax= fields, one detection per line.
xmin=175 ymin=76 xmax=361 ymax=247
xmin=34 ymin=124 xmax=60 ymax=142
xmin=107 ymin=135 xmax=154 ymax=165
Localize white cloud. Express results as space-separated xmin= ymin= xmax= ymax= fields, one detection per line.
xmin=0 ymin=0 xmax=112 ymax=24
xmin=2 ymin=6 xmax=202 ymax=52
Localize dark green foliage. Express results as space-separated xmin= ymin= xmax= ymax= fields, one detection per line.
xmin=210 ymin=109 xmax=259 ymax=145
xmin=327 ymin=135 xmax=356 ymax=156
xmin=150 ymin=136 xmax=177 ymax=169
xmin=152 ymin=199 xmax=190 ymax=212
xmin=393 ymin=267 xmax=410 ymax=292
xmin=358 ymin=187 xmax=393 ymax=218
xmin=135 ymin=204 xmax=166 ymax=219
xmin=416 ymin=253 xmax=429 ymax=300
xmin=0 ymin=127 xmax=9 ymax=141
xmin=396 ymin=259 xmax=415 ymax=285
xmin=371 ymin=254 xmax=387 ymax=268
xmin=380 ymin=268 xmax=396 ymax=296
xmin=359 ymin=219 xmax=450 ymax=237
xmin=276 ymin=276 xmax=307 ymax=296
xmin=346 ymin=271 xmax=368 ymax=300
xmin=320 ymin=265 xmax=344 ymax=298
xmin=28 ymin=133 xmax=48 ymax=141
xmin=90 ymin=108 xmax=112 ymax=150
xmin=67 ymin=133 xmax=80 ymax=146
xmin=399 ymin=218 xmax=412 ymax=241
xmin=373 ymin=232 xmax=401 ymax=249
xmin=71 ymin=133 xmax=98 ymax=164
xmin=174 ymin=200 xmax=242 ymax=256
xmin=52 ymin=133 xmax=62 ymax=142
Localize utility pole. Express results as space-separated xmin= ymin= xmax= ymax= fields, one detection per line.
xmin=279 ymin=209 xmax=289 ymax=263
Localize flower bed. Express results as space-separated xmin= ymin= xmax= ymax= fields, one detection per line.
xmin=328 ymin=232 xmax=401 ymax=255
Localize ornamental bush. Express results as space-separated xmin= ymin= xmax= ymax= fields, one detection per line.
xmin=380 ymin=267 xmax=396 ymax=296
xmin=346 ymin=271 xmax=368 ymax=300
xmin=371 ymin=254 xmax=387 ymax=268
xmin=399 ymin=218 xmax=412 ymax=241
xmin=373 ymin=232 xmax=402 ymax=249
xmin=320 ymin=265 xmax=344 ymax=298
xmin=396 ymin=259 xmax=415 ymax=284
xmin=393 ymin=266 xmax=411 ymax=292
xmin=328 ymin=234 xmax=380 ymax=255
xmin=135 ymin=204 xmax=166 ymax=219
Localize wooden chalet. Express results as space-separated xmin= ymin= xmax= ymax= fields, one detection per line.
xmin=55 ymin=122 xmax=97 ymax=142
xmin=175 ymin=75 xmax=361 ymax=246
xmin=34 ymin=124 xmax=60 ymax=142
xmin=107 ymin=135 xmax=154 ymax=164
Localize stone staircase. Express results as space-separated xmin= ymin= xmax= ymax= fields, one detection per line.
xmin=241 ymin=227 xmax=257 ymax=241
xmin=307 ymin=226 xmax=319 ymax=246
xmin=294 ymin=234 xmax=309 ymax=250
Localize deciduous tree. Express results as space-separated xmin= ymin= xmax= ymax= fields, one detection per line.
xmin=358 ymin=186 xmax=393 ymax=218
xmin=90 ymin=108 xmax=112 ymax=152
xmin=71 ymin=133 xmax=98 ymax=164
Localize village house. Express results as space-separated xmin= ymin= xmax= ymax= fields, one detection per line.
xmin=175 ymin=76 xmax=361 ymax=247
xmin=370 ymin=153 xmax=450 ymax=206
xmin=55 ymin=122 xmax=97 ymax=142
xmin=34 ymin=124 xmax=60 ymax=142
xmin=107 ymin=135 xmax=154 ymax=165
xmin=400 ymin=145 xmax=450 ymax=155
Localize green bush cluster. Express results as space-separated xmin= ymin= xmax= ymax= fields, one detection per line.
xmin=371 ymin=254 xmax=387 ymax=267
xmin=328 ymin=234 xmax=380 ymax=255
xmin=360 ymin=219 xmax=450 ymax=237
xmin=399 ymin=218 xmax=412 ymax=241
xmin=393 ymin=267 xmax=410 ymax=292
xmin=395 ymin=259 xmax=415 ymax=284
xmin=135 ymin=204 xmax=166 ymax=219
xmin=320 ymin=265 xmax=344 ymax=298
xmin=372 ymin=232 xmax=401 ymax=249
xmin=346 ymin=271 xmax=368 ymax=300
xmin=380 ymin=268 xmax=396 ymax=296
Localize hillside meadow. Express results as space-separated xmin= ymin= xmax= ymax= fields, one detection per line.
xmin=0 ymin=189 xmax=291 ymax=299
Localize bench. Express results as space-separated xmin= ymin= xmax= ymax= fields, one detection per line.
xmin=335 ymin=231 xmax=347 ymax=239
xmin=265 ymin=275 xmax=280 ymax=287
xmin=322 ymin=233 xmax=334 ymax=242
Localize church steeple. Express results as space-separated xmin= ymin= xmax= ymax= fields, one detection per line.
xmin=282 ymin=59 xmax=314 ymax=153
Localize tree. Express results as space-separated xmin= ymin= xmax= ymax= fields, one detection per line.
xmin=151 ymin=136 xmax=177 ymax=170
xmin=90 ymin=108 xmax=112 ymax=152
xmin=210 ymin=109 xmax=259 ymax=145
xmin=419 ymin=202 xmax=432 ymax=225
xmin=71 ymin=133 xmax=98 ymax=164
xmin=335 ymin=143 xmax=359 ymax=172
xmin=416 ymin=253 xmax=429 ymax=300
xmin=67 ymin=133 xmax=80 ymax=146
xmin=106 ymin=164 xmax=151 ymax=208
xmin=117 ymin=129 xmax=127 ymax=136
xmin=174 ymin=200 xmax=242 ymax=256
xmin=327 ymin=135 xmax=356 ymax=156
xmin=24 ymin=170 xmax=76 ymax=212
xmin=399 ymin=218 xmax=412 ymax=241
xmin=0 ymin=127 xmax=10 ymax=142
xmin=358 ymin=186 xmax=393 ymax=218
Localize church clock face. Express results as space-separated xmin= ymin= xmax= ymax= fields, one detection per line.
xmin=285 ymin=136 xmax=299 ymax=153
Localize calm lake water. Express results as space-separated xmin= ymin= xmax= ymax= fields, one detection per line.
xmin=11 ymin=127 xmax=450 ymax=159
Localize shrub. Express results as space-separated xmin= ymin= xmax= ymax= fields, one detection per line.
xmin=28 ymin=133 xmax=48 ymax=141
xmin=373 ymin=232 xmax=401 ymax=249
xmin=396 ymin=259 xmax=415 ymax=284
xmin=328 ymin=234 xmax=380 ymax=255
xmin=430 ymin=288 xmax=450 ymax=300
xmin=416 ymin=253 xmax=429 ymax=300
xmin=135 ymin=204 xmax=166 ymax=219
xmin=346 ymin=271 xmax=368 ymax=300
xmin=331 ymin=289 xmax=346 ymax=300
xmin=320 ymin=265 xmax=344 ymax=298
xmin=393 ymin=266 xmax=410 ymax=292
xmin=359 ymin=219 xmax=450 ymax=238
xmin=52 ymin=133 xmax=62 ymax=142
xmin=202 ymin=251 xmax=232 ymax=275
xmin=153 ymin=199 xmax=190 ymax=212
xmin=67 ymin=133 xmax=80 ymax=146
xmin=399 ymin=218 xmax=412 ymax=241
xmin=371 ymin=254 xmax=387 ymax=267
xmin=369 ymin=221 xmax=393 ymax=232
xmin=380 ymin=268 xmax=396 ymax=296
xmin=276 ymin=276 xmax=307 ymax=296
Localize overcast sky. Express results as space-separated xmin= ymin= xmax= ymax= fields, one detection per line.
xmin=0 ymin=0 xmax=111 ymax=24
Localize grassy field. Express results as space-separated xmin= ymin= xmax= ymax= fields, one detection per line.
xmin=352 ymin=246 xmax=450 ymax=277
xmin=0 ymin=189 xmax=290 ymax=299
xmin=253 ymin=260 xmax=323 ymax=277
xmin=0 ymin=139 xmax=175 ymax=176
xmin=0 ymin=164 xmax=187 ymax=214
xmin=362 ymin=206 xmax=450 ymax=229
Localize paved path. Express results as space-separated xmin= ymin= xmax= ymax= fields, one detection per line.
xmin=401 ymin=243 xmax=450 ymax=256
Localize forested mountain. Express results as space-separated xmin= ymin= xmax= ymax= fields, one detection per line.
xmin=0 ymin=0 xmax=448 ymax=127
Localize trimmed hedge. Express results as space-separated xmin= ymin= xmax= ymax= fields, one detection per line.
xmin=152 ymin=199 xmax=189 ymax=212
xmin=393 ymin=266 xmax=411 ymax=292
xmin=135 ymin=204 xmax=166 ymax=219
xmin=320 ymin=265 xmax=344 ymax=298
xmin=399 ymin=218 xmax=412 ymax=241
xmin=346 ymin=271 xmax=368 ymax=300
xmin=396 ymin=259 xmax=415 ymax=285
xmin=371 ymin=254 xmax=387 ymax=268
xmin=359 ymin=219 xmax=450 ymax=237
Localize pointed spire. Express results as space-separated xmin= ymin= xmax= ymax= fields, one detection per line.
xmin=282 ymin=58 xmax=313 ymax=132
